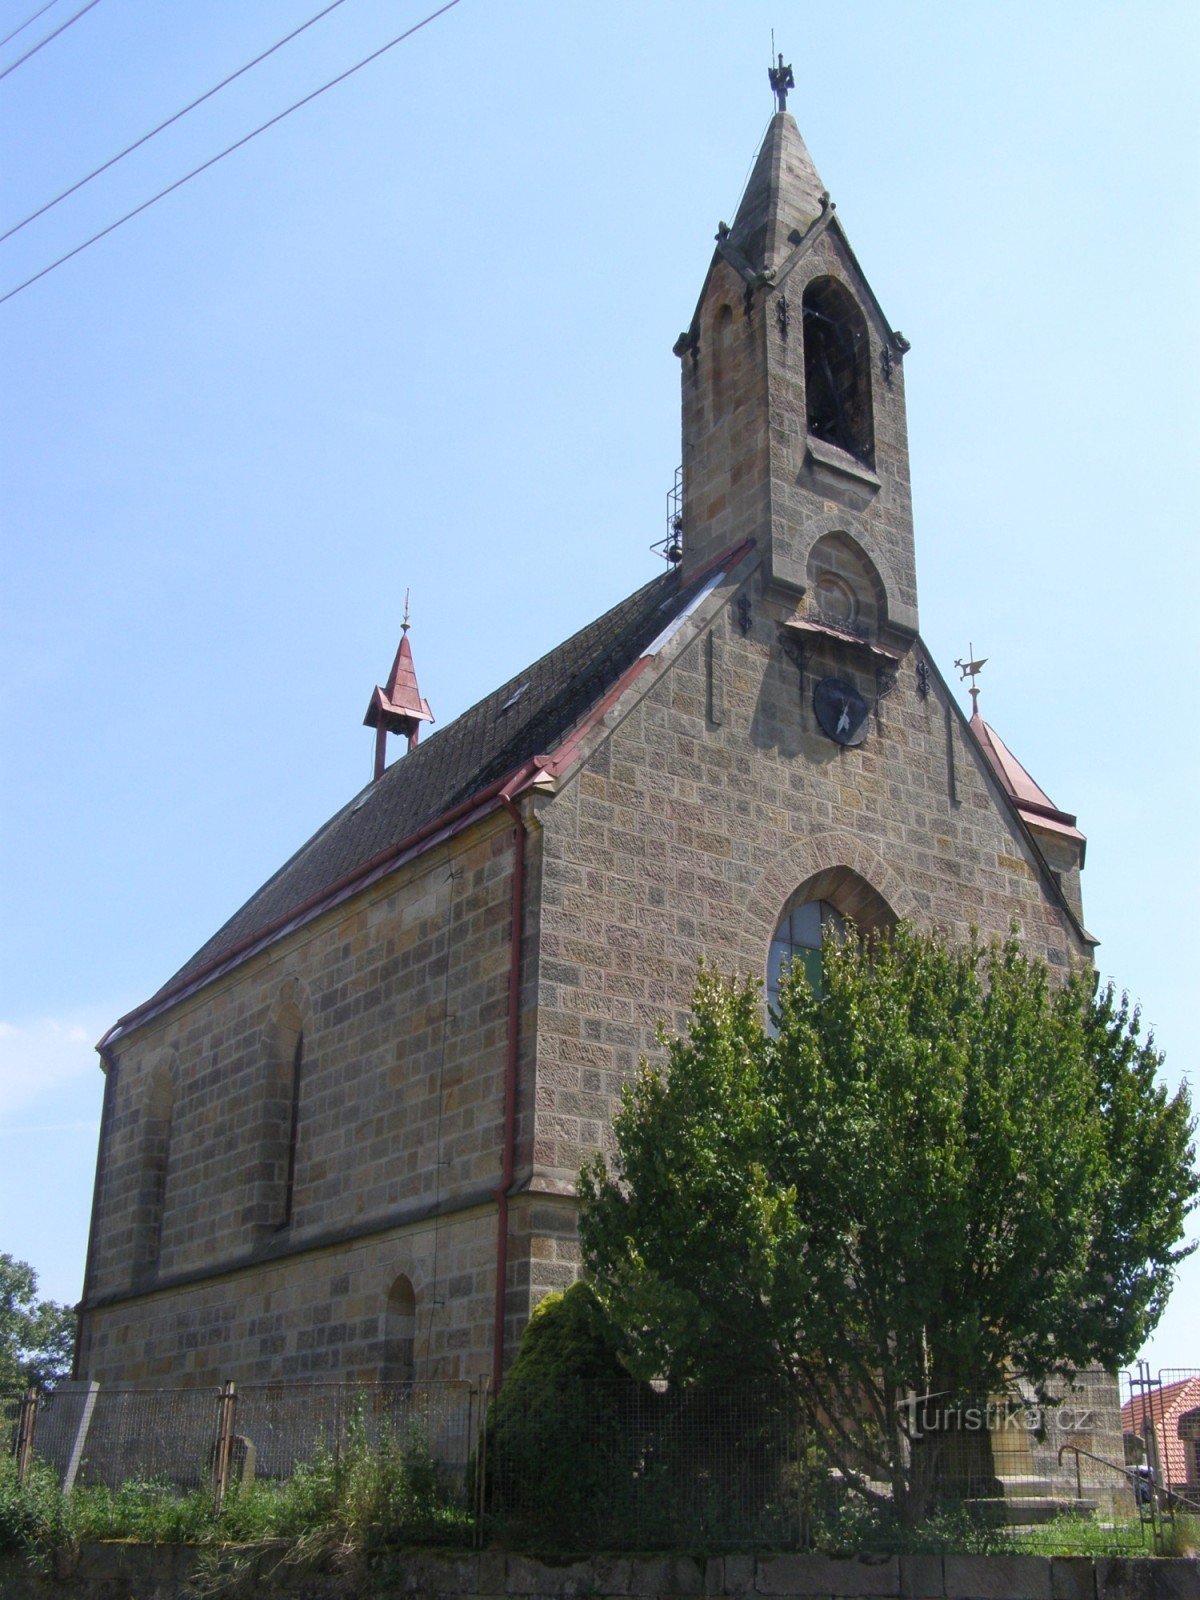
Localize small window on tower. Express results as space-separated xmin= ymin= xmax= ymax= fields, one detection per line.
xmin=802 ymin=278 xmax=874 ymax=465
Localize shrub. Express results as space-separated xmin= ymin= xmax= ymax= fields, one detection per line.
xmin=486 ymin=1283 xmax=655 ymax=1549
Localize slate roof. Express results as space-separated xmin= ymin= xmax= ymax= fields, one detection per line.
xmin=149 ymin=561 xmax=701 ymax=1007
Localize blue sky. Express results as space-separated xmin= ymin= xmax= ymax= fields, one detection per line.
xmin=1 ymin=1 xmax=1197 ymax=1374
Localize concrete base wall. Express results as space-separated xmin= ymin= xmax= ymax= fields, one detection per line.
xmin=4 ymin=1545 xmax=1197 ymax=1600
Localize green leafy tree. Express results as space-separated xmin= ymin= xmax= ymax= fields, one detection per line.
xmin=0 ymin=1255 xmax=75 ymax=1395
xmin=578 ymin=926 xmax=1198 ymax=1525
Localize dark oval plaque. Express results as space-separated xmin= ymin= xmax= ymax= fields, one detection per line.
xmin=813 ymin=676 xmax=869 ymax=747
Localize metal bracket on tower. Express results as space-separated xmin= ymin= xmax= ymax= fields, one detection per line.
xmin=779 ymin=630 xmax=806 ymax=696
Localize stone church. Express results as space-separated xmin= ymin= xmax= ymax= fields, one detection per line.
xmin=75 ymin=90 xmax=1091 ymax=1395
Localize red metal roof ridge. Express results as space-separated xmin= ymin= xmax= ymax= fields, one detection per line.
xmin=969 ymin=711 xmax=1081 ymax=826
xmin=383 ymin=633 xmax=433 ymax=719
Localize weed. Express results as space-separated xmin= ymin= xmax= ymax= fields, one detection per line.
xmin=1161 ymin=1514 xmax=1200 ymax=1559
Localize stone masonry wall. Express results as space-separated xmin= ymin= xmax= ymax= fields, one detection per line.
xmin=80 ymin=809 xmax=536 ymax=1385
xmin=6 ymin=1545 xmax=1197 ymax=1600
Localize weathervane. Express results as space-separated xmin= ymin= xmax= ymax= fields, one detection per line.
xmin=401 ymin=588 xmax=411 ymax=634
xmin=768 ymin=51 xmax=794 ymax=113
xmin=954 ymin=644 xmax=988 ymax=715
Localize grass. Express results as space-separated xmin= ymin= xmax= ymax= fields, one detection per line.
xmin=1 ymin=1446 xmax=1185 ymax=1582
xmin=801 ymin=1498 xmax=1152 ymax=1559
xmin=1161 ymin=1515 xmax=1200 ymax=1559
xmin=0 ymin=1418 xmax=473 ymax=1582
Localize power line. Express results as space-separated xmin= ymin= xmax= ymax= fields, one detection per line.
xmin=0 ymin=0 xmax=100 ymax=83
xmin=0 ymin=0 xmax=63 ymax=51
xmin=0 ymin=0 xmax=464 ymax=306
xmin=1 ymin=0 xmax=353 ymax=245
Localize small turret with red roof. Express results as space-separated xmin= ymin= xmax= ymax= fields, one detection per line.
xmin=363 ymin=592 xmax=434 ymax=779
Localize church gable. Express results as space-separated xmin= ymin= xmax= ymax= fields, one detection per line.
xmin=524 ymin=555 xmax=1089 ymax=1192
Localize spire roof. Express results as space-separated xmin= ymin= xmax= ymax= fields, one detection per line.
xmin=364 ymin=629 xmax=434 ymax=738
xmin=728 ymin=112 xmax=828 ymax=273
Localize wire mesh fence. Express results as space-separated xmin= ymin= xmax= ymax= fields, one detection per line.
xmin=484 ymin=1371 xmax=1143 ymax=1552
xmin=14 ymin=1378 xmax=481 ymax=1503
xmin=1120 ymin=1365 xmax=1200 ymax=1525
xmin=7 ymin=1369 xmax=1185 ymax=1553
xmin=487 ymin=1378 xmax=804 ymax=1550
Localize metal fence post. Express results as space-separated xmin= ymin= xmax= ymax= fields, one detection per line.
xmin=15 ymin=1387 xmax=38 ymax=1484
xmin=474 ymin=1375 xmax=490 ymax=1549
xmin=212 ymin=1380 xmax=237 ymax=1513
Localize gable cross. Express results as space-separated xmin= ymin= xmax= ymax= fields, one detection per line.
xmin=769 ymin=53 xmax=794 ymax=113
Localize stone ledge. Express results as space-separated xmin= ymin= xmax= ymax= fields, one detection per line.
xmin=3 ymin=1545 xmax=1198 ymax=1600
xmin=757 ymin=1550 xmax=900 ymax=1595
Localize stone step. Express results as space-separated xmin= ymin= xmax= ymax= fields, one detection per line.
xmin=963 ymin=1495 xmax=1098 ymax=1526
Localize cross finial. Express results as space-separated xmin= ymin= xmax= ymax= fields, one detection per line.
xmin=401 ymin=588 xmax=411 ymax=634
xmin=768 ymin=51 xmax=794 ymax=114
xmin=954 ymin=643 xmax=988 ymax=716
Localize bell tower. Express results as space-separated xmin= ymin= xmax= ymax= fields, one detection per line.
xmin=676 ymin=66 xmax=918 ymax=645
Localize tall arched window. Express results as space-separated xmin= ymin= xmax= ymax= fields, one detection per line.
xmin=132 ymin=1061 xmax=175 ymax=1280
xmin=382 ymin=1274 xmax=416 ymax=1384
xmin=711 ymin=303 xmax=735 ymax=419
xmin=802 ymin=277 xmax=873 ymax=464
xmin=279 ymin=1032 xmax=303 ymax=1230
xmin=250 ymin=989 xmax=308 ymax=1238
xmin=767 ymin=897 xmax=845 ymax=1014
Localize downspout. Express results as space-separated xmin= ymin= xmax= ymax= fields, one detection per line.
xmin=74 ymin=1044 xmax=118 ymax=1379
xmin=492 ymin=788 xmax=528 ymax=1394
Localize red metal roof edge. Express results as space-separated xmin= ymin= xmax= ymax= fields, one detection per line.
xmin=96 ymin=539 xmax=755 ymax=1053
xmin=971 ymin=713 xmax=1080 ymax=826
xmin=96 ymin=758 xmax=544 ymax=1052
xmin=781 ymin=614 xmax=900 ymax=662
xmin=542 ymin=538 xmax=756 ymax=780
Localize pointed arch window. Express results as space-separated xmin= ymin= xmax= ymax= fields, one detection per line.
xmin=279 ymin=1032 xmax=303 ymax=1230
xmin=767 ymin=897 xmax=845 ymax=1016
xmin=711 ymin=302 xmax=736 ymax=419
xmin=802 ymin=278 xmax=874 ymax=465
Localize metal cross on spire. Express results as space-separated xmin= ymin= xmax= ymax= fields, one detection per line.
xmin=768 ymin=51 xmax=794 ymax=114
xmin=954 ymin=643 xmax=988 ymax=716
